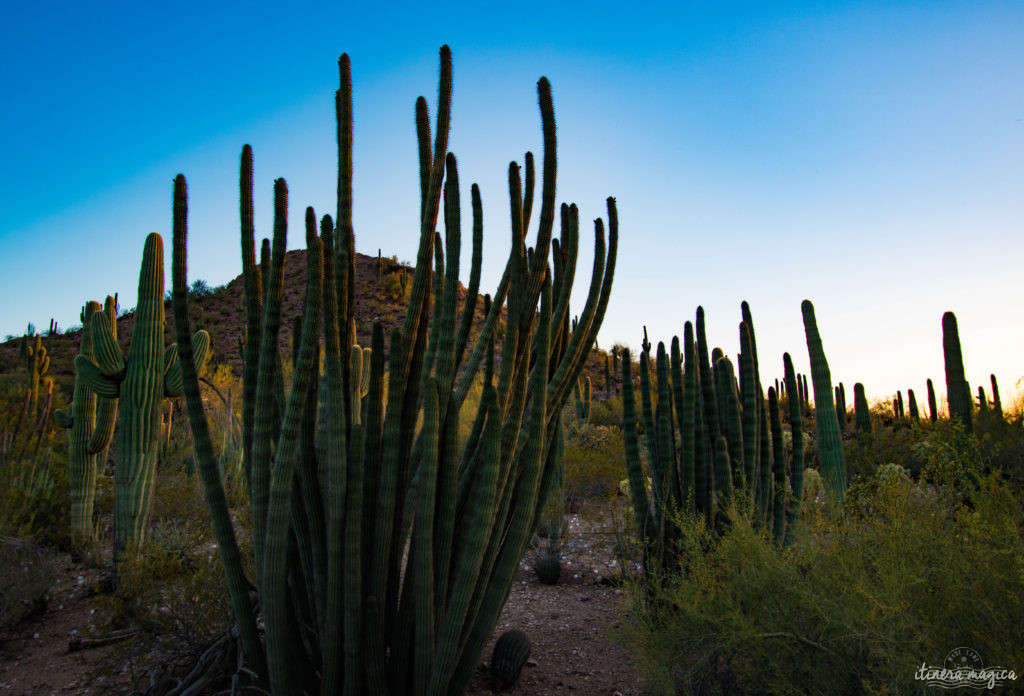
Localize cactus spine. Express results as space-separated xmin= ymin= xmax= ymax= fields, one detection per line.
xmin=942 ymin=311 xmax=973 ymax=434
xmin=172 ymin=47 xmax=615 ymax=694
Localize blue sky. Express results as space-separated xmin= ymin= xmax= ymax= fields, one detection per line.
xmin=2 ymin=1 xmax=1022 ymax=405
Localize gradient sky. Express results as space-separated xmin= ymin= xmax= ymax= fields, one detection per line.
xmin=2 ymin=1 xmax=1022 ymax=406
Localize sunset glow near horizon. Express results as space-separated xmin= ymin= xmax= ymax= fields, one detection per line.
xmin=2 ymin=2 xmax=1022 ymax=406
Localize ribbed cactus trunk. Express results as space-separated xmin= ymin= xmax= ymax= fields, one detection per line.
xmin=76 ymin=234 xmax=209 ymax=561
xmin=783 ymin=353 xmax=804 ymax=547
xmin=854 ymin=383 xmax=871 ymax=433
xmin=56 ymin=300 xmax=118 ymax=539
xmin=801 ymin=300 xmax=845 ymax=503
xmin=768 ymin=386 xmax=786 ymax=546
xmin=942 ymin=311 xmax=973 ymax=434
xmin=908 ymin=389 xmax=919 ymax=421
xmin=990 ymin=375 xmax=1003 ymax=418
xmin=171 ymin=47 xmax=616 ymax=695
xmin=115 ymin=235 xmax=167 ymax=555
xmin=60 ymin=303 xmax=100 ymax=536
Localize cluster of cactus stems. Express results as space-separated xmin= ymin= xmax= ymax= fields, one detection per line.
xmin=54 ymin=297 xmax=119 ymax=538
xmin=833 ymin=382 xmax=847 ymax=430
xmin=170 ymin=46 xmax=616 ymax=695
xmin=1 ymin=376 xmax=55 ymax=470
xmin=73 ymin=234 xmax=210 ymax=558
xmin=574 ymin=375 xmax=591 ymax=421
xmin=20 ymin=332 xmax=50 ymax=416
xmin=621 ymin=300 xmax=825 ymax=577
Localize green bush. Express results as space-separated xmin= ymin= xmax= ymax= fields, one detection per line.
xmin=0 ymin=537 xmax=60 ymax=633
xmin=627 ymin=457 xmax=1024 ymax=695
xmin=562 ymin=418 xmax=627 ymax=500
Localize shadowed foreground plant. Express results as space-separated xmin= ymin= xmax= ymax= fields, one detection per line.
xmin=172 ymin=46 xmax=616 ymax=695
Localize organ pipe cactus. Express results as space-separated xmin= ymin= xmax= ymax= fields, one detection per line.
xmin=768 ymin=386 xmax=786 ymax=546
xmin=854 ymin=383 xmax=871 ymax=433
xmin=908 ymin=389 xmax=919 ymax=421
xmin=801 ymin=300 xmax=845 ymax=503
xmin=54 ymin=299 xmax=119 ymax=538
xmin=574 ymin=375 xmax=591 ymax=422
xmin=942 ymin=311 xmax=973 ymax=433
xmin=783 ymin=352 xmax=804 ymax=547
xmin=927 ymin=378 xmax=938 ymax=421
xmin=76 ymin=234 xmax=210 ymax=558
xmin=991 ymin=375 xmax=1003 ymax=418
xmin=172 ymin=47 xmax=616 ymax=694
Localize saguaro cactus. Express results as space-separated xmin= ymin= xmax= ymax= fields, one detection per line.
xmin=853 ymin=383 xmax=871 ymax=433
xmin=76 ymin=234 xmax=210 ymax=557
xmin=927 ymin=378 xmax=938 ymax=421
xmin=21 ymin=333 xmax=50 ymax=416
xmin=172 ymin=47 xmax=616 ymax=694
xmin=990 ymin=374 xmax=1003 ymax=418
xmin=942 ymin=311 xmax=972 ymax=434
xmin=54 ymin=300 xmax=119 ymax=538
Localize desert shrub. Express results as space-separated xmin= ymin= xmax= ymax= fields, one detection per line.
xmin=0 ymin=379 xmax=71 ymax=548
xmin=0 ymin=537 xmax=60 ymax=633
xmin=588 ymin=394 xmax=623 ymax=427
xmin=628 ymin=452 xmax=1024 ymax=695
xmin=843 ymin=421 xmax=931 ymax=481
xmin=562 ymin=418 xmax=627 ymax=500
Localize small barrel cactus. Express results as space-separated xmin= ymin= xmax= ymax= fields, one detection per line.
xmin=534 ymin=553 xmax=562 ymax=585
xmin=491 ymin=629 xmax=531 ymax=691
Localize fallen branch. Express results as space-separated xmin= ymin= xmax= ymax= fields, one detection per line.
xmin=68 ymin=627 xmax=139 ymax=652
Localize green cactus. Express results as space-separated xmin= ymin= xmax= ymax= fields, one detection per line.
xmin=990 ymin=374 xmax=1003 ymax=418
xmin=908 ymin=389 xmax=919 ymax=421
xmin=491 ymin=630 xmax=531 ymax=691
xmin=942 ymin=311 xmax=973 ymax=434
xmin=977 ymin=385 xmax=988 ymax=412
xmin=714 ymin=356 xmax=744 ymax=493
xmin=768 ymin=386 xmax=786 ymax=546
xmin=801 ymin=300 xmax=845 ymax=503
xmin=21 ymin=333 xmax=50 ymax=416
xmin=171 ymin=47 xmax=616 ymax=694
xmin=783 ymin=353 xmax=805 ymax=547
xmin=76 ymin=234 xmax=210 ymax=558
xmin=54 ymin=300 xmax=119 ymax=538
xmin=534 ymin=553 xmax=561 ymax=585
xmin=738 ymin=322 xmax=758 ymax=498
xmin=895 ymin=390 xmax=904 ymax=420
xmin=927 ymin=378 xmax=938 ymax=421
xmin=573 ymin=375 xmax=591 ymax=422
